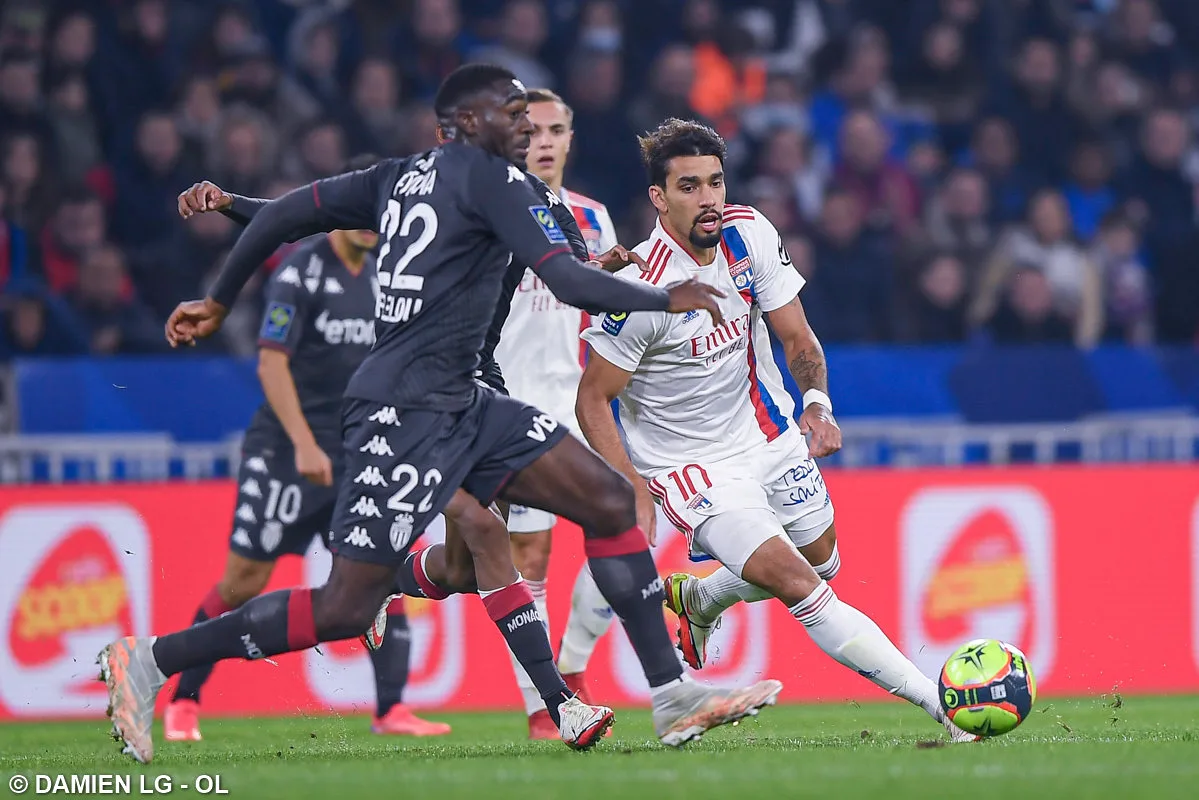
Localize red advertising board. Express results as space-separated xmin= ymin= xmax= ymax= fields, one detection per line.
xmin=1 ymin=466 xmax=1196 ymax=721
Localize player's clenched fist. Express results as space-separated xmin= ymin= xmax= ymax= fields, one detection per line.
xmin=799 ymin=403 xmax=841 ymax=458
xmin=177 ymin=181 xmax=232 ymax=218
xmin=665 ymin=278 xmax=726 ymax=326
xmin=165 ymin=297 xmax=227 ymax=347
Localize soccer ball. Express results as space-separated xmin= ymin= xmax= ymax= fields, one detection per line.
xmin=938 ymin=639 xmax=1036 ymax=737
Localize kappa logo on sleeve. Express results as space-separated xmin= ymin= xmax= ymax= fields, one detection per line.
xmin=602 ymin=311 xmax=629 ymax=335
xmin=528 ymin=205 xmax=568 ymax=244
xmin=260 ymin=302 xmax=296 ymax=344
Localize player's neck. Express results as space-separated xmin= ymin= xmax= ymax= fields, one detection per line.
xmin=327 ymin=233 xmax=367 ymax=275
xmin=661 ymin=220 xmax=717 ymax=267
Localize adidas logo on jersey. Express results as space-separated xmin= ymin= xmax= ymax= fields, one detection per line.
xmin=240 ymin=478 xmax=262 ymax=498
xmin=368 ymin=406 xmax=401 ymax=426
xmin=245 ymin=457 xmax=268 ymax=473
xmin=324 ymin=277 xmax=344 ymax=293
xmin=350 ymin=496 xmax=384 ymax=518
xmin=344 ymin=525 xmax=376 ymax=549
xmin=236 ymin=503 xmax=257 ymax=523
xmin=277 ymin=266 xmax=301 ymax=286
xmin=359 ymin=435 xmax=394 ymax=456
xmin=354 ymin=466 xmax=389 ymax=486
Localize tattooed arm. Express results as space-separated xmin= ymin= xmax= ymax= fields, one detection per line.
xmin=766 ymin=296 xmax=841 ymax=458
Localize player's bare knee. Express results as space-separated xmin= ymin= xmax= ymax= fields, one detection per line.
xmin=511 ymin=533 xmax=551 ymax=580
xmin=798 ymin=524 xmax=840 ymax=582
xmin=584 ymin=473 xmax=637 ymax=536
xmin=742 ymin=536 xmax=820 ymax=607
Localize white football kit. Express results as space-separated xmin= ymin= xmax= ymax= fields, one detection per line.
xmin=496 ymin=187 xmax=617 ymax=533
xmin=581 ymin=204 xmax=834 ymax=576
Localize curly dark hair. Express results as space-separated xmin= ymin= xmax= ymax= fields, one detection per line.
xmin=637 ymin=118 xmax=726 ymax=187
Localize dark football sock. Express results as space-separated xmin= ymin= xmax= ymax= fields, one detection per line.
xmin=368 ymin=598 xmax=411 ymax=718
xmin=396 ymin=548 xmax=450 ymax=600
xmin=152 ymin=589 xmax=318 ymax=677
xmin=171 ymin=585 xmax=236 ymax=702
xmin=584 ymin=526 xmax=683 ymax=688
xmin=483 ymin=581 xmax=570 ymax=727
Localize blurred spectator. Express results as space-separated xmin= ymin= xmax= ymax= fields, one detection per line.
xmin=899 ymin=20 xmax=984 ymax=155
xmin=755 ymin=127 xmax=824 ymax=224
xmin=285 ymin=119 xmax=347 ymax=182
xmin=175 ymin=75 xmax=223 ymax=166
xmin=470 ymin=0 xmax=554 ymax=90
xmin=809 ymin=26 xmax=899 ymax=161
xmin=221 ymin=35 xmax=322 ymax=138
xmin=131 ymin=206 xmax=235 ymax=320
xmin=35 ymin=187 xmax=109 ymax=296
xmin=1117 ymin=106 xmax=1194 ymax=255
xmin=0 ymin=277 xmax=89 ymax=358
xmin=1079 ymin=61 xmax=1149 ymax=170
xmin=46 ymin=10 xmax=95 ymax=72
xmin=898 ymin=252 xmax=970 ymax=344
xmin=629 ymin=45 xmax=712 ymax=138
xmin=564 ymin=49 xmax=639 ymax=213
xmin=921 ymin=166 xmax=996 ymax=277
xmin=834 ymin=109 xmax=921 ymax=241
xmin=0 ymin=183 xmax=30 ymax=291
xmin=986 ymin=37 xmax=1081 ymax=184
xmin=395 ymin=0 xmax=467 ymax=101
xmin=207 ymin=106 xmax=279 ymax=197
xmin=67 ymin=244 xmax=163 ymax=356
xmin=0 ymin=50 xmax=52 ymax=143
xmin=1105 ymin=0 xmax=1179 ymax=86
xmin=1090 ymin=210 xmax=1153 ymax=344
xmin=1062 ymin=139 xmax=1117 ymax=242
xmin=45 ymin=69 xmax=102 ymax=185
xmin=112 ymin=110 xmax=196 ymax=248
xmin=346 ymin=58 xmax=405 ymax=155
xmin=289 ymin=8 xmax=350 ymax=119
xmin=683 ymin=1 xmax=767 ymax=137
xmin=967 ymin=116 xmax=1035 ymax=224
xmin=2 ymin=131 xmax=56 ymax=232
xmin=971 ymin=189 xmax=1104 ymax=348
xmin=189 ymin=3 xmax=257 ymax=74
xmin=987 ymin=266 xmax=1078 ymax=345
xmin=804 ymin=188 xmax=894 ymax=343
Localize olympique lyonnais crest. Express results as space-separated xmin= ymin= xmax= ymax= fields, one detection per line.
xmin=728 ymin=258 xmax=754 ymax=292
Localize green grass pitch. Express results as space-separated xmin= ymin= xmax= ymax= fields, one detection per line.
xmin=2 ymin=696 xmax=1196 ymax=799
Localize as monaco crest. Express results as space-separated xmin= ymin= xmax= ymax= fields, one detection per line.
xmin=608 ymin=517 xmax=769 ymax=698
xmin=302 ymin=515 xmax=464 ymax=707
xmin=900 ymin=487 xmax=1056 ymax=682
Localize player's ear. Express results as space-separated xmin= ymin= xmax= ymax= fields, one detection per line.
xmin=648 ymin=184 xmax=668 ymax=214
xmin=454 ymin=107 xmax=477 ymax=138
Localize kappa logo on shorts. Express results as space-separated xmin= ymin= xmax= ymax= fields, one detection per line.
xmin=240 ymin=478 xmax=262 ymax=498
xmin=350 ymin=496 xmax=383 ymax=518
xmin=359 ymin=435 xmax=394 ymax=457
xmin=389 ymin=513 xmax=416 ymax=552
xmin=245 ymin=457 xmax=268 ymax=473
xmin=261 ymin=520 xmax=283 ymax=553
xmin=232 ymin=528 xmax=253 ymax=549
xmin=354 ymin=466 xmax=389 ymax=487
xmin=236 ymin=504 xmax=257 ymax=524
xmin=528 ymin=205 xmax=568 ymax=244
xmin=344 ymin=526 xmax=376 ymax=549
xmin=602 ymin=311 xmax=629 ymax=335
xmin=368 ymin=406 xmax=402 ymax=426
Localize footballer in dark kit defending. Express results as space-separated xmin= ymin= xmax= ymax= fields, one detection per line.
xmin=164 ymin=165 xmax=450 ymax=740
xmin=99 ymin=64 xmax=781 ymax=765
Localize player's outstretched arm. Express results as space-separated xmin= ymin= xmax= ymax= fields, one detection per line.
xmin=177 ymin=180 xmax=310 ymax=243
xmin=766 ymin=296 xmax=840 ymax=458
xmin=576 ymin=351 xmax=657 ymax=544
xmin=167 ymin=168 xmax=383 ymax=347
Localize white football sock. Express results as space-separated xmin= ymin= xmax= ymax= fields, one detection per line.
xmin=557 ymin=565 xmax=614 ymax=675
xmin=689 ymin=567 xmax=772 ymax=626
xmin=789 ymin=581 xmax=943 ymax=723
xmin=506 ymin=578 xmax=551 ymax=716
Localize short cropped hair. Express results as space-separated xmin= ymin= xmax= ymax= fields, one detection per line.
xmin=526 ymin=88 xmax=573 ymax=119
xmin=344 ymin=153 xmax=382 ymax=172
xmin=433 ymin=64 xmax=519 ymax=118
xmin=638 ymin=118 xmax=727 ymax=187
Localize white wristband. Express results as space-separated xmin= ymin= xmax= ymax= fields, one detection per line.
xmin=802 ymin=389 xmax=832 ymax=415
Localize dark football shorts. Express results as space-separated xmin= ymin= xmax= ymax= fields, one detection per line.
xmin=328 ymin=386 xmax=568 ymax=566
xmin=227 ymin=446 xmax=341 ymax=561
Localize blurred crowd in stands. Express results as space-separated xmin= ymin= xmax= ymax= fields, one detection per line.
xmin=1 ymin=0 xmax=1198 ymax=360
